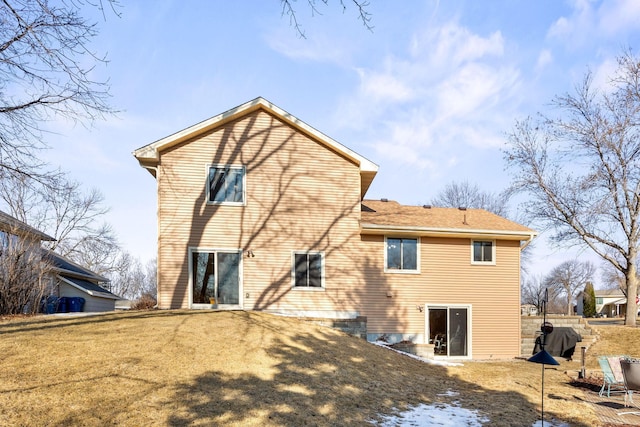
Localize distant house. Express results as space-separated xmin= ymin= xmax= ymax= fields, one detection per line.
xmin=133 ymin=97 xmax=536 ymax=359
xmin=0 ymin=209 xmax=118 ymax=313
xmin=45 ymin=251 xmax=119 ymax=312
xmin=0 ymin=210 xmax=55 ymax=246
xmin=576 ymin=288 xmax=629 ymax=317
xmin=521 ymin=304 xmax=538 ymax=316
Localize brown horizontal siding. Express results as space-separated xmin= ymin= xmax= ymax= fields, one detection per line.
xmin=357 ymin=235 xmax=521 ymax=358
xmin=156 ymin=110 xmax=364 ymax=312
xmin=153 ymin=108 xmax=523 ymax=359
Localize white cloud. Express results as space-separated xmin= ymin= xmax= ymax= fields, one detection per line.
xmin=547 ymin=0 xmax=640 ymax=47
xmin=411 ymin=23 xmax=504 ymax=68
xmin=337 ymin=20 xmax=521 ymax=177
xmin=356 ymin=68 xmax=414 ymax=103
xmin=597 ymin=0 xmax=640 ymax=36
xmin=536 ymin=49 xmax=553 ymax=71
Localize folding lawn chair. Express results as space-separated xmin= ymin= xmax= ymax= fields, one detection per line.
xmin=619 ymin=358 xmax=640 ymax=416
xmin=598 ymin=355 xmax=627 ymax=397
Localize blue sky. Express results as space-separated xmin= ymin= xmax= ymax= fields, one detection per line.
xmin=43 ymin=0 xmax=640 ymax=284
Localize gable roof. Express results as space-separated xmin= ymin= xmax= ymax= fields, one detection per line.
xmin=0 ymin=210 xmax=55 ymax=241
xmin=361 ymin=199 xmax=536 ymax=240
xmin=58 ymin=275 xmax=119 ymax=300
xmin=132 ymin=97 xmax=379 ymax=199
xmin=595 ymin=288 xmax=626 ymax=298
xmin=46 ymin=251 xmax=109 ymax=283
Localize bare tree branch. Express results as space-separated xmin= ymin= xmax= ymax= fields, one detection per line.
xmin=505 ymin=49 xmax=640 ymax=325
xmin=280 ymin=0 xmax=372 ymax=38
xmin=0 ymin=0 xmax=118 ymax=182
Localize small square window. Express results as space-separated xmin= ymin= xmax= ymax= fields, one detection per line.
xmin=293 ymin=252 xmax=324 ymax=288
xmin=386 ymin=238 xmax=418 ymax=272
xmin=208 ymin=166 xmax=245 ymax=204
xmin=472 ymin=240 xmax=494 ymax=264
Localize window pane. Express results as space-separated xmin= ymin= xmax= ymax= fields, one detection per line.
xmin=309 ymin=254 xmax=322 ymax=287
xmin=473 ymin=241 xmax=493 ymax=262
xmin=482 ymin=242 xmax=492 ymax=262
xmin=192 ymin=252 xmax=215 ymax=303
xmin=387 ymin=238 xmax=401 ymax=269
xmin=209 ymin=168 xmax=226 ymax=202
xmin=218 ymin=252 xmax=240 ymax=304
xmin=227 ymin=168 xmax=243 ymax=202
xmin=402 ymin=239 xmax=417 ymax=270
xmin=209 ymin=167 xmax=243 ymax=203
xmin=473 ymin=242 xmax=482 ymax=262
xmin=294 ymin=254 xmax=308 ymax=287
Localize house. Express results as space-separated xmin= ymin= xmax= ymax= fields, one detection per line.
xmin=575 ymin=287 xmax=631 ymax=317
xmin=521 ymin=304 xmax=538 ymax=316
xmin=0 ymin=209 xmax=118 ymax=313
xmin=132 ymin=97 xmax=536 ymax=359
xmin=45 ymin=251 xmax=120 ymax=312
xmin=0 ymin=209 xmax=55 ymax=245
xmin=596 ymin=289 xmax=627 ymax=317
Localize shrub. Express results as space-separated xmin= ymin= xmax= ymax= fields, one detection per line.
xmin=131 ymin=294 xmax=156 ymax=310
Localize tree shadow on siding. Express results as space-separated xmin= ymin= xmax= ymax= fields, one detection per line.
xmin=162 ymin=105 xmax=405 ymax=337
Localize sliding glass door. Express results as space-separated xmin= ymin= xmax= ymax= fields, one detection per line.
xmin=427 ymin=305 xmax=471 ymax=358
xmin=191 ymin=250 xmax=240 ymax=307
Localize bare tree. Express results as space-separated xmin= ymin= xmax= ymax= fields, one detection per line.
xmin=431 ymin=180 xmax=535 ymax=273
xmin=106 ymin=254 xmax=157 ymax=302
xmin=544 ymin=259 xmax=595 ymax=316
xmin=0 ymin=173 xmax=119 ymax=274
xmin=521 ymin=275 xmax=546 ymax=315
xmin=0 ymin=0 xmax=117 ymax=182
xmin=431 ymin=180 xmax=511 ymax=217
xmin=280 ymin=0 xmax=372 ymax=38
xmin=0 ymin=226 xmax=52 ymax=314
xmin=505 ymin=50 xmax=640 ymax=326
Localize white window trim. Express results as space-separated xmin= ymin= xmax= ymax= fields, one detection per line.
xmin=205 ymin=164 xmax=246 ymax=206
xmin=188 ymin=246 xmax=244 ymax=309
xmin=471 ymin=239 xmax=496 ymax=265
xmin=291 ymin=251 xmax=325 ymax=290
xmin=384 ymin=236 xmax=420 ymax=274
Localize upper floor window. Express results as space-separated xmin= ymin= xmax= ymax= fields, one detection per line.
xmin=208 ymin=165 xmax=245 ymax=205
xmin=293 ymin=252 xmax=324 ymax=288
xmin=472 ymin=240 xmax=495 ymax=264
xmin=386 ymin=237 xmax=418 ymax=272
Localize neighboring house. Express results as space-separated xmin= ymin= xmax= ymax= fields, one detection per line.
xmin=596 ymin=289 xmax=627 ymax=317
xmin=45 ymin=251 xmax=119 ymax=312
xmin=0 ymin=209 xmax=55 ymax=246
xmin=0 ymin=209 xmax=117 ymax=313
xmin=521 ymin=304 xmax=538 ymax=316
xmin=133 ymin=97 xmax=536 ymax=359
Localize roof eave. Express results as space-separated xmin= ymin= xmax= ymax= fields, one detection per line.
xmin=360 ymin=223 xmax=538 ymax=240
xmin=57 ymin=275 xmax=119 ymax=299
xmin=132 ymin=97 xmax=379 ymax=186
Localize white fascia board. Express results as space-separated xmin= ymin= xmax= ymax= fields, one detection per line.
xmin=360 ymin=223 xmax=538 ymax=240
xmin=58 ymin=275 xmax=120 ymax=300
xmin=132 ymin=97 xmax=379 ymax=174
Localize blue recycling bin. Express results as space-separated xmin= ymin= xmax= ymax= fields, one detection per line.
xmin=57 ymin=297 xmax=69 ymax=313
xmin=45 ymin=296 xmax=58 ymax=314
xmin=69 ymin=297 xmax=85 ymax=312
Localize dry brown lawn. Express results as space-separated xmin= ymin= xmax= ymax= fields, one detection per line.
xmin=0 ymin=311 xmax=625 ymax=426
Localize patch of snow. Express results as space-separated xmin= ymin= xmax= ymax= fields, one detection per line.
xmin=531 ymin=421 xmax=571 ymax=427
xmin=371 ymin=341 xmax=463 ymax=367
xmin=373 ymin=404 xmax=572 ymax=427
xmin=437 ymin=390 xmax=459 ymax=397
xmin=373 ymin=403 xmax=489 ymax=426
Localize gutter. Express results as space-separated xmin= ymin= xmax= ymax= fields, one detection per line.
xmin=361 ymin=222 xmax=538 ymax=240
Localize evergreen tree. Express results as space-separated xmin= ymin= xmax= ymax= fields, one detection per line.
xmin=583 ymin=282 xmax=596 ymax=318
